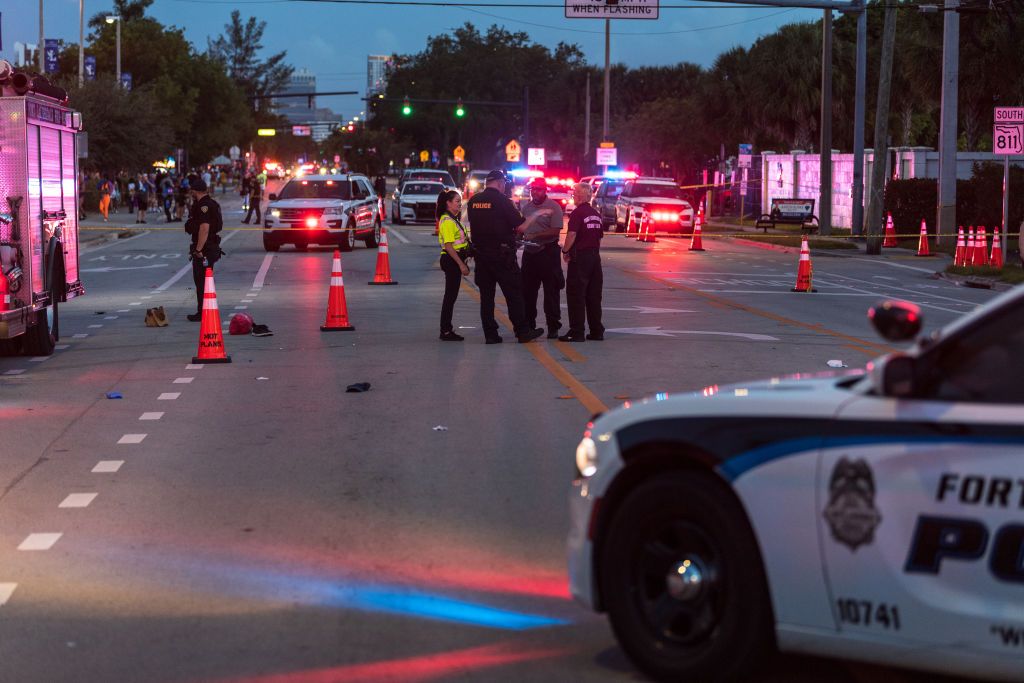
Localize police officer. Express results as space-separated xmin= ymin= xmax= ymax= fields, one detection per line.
xmin=520 ymin=177 xmax=565 ymax=339
xmin=465 ymin=170 xmax=548 ymax=344
xmin=559 ymin=182 xmax=604 ymax=342
xmin=184 ymin=178 xmax=224 ymax=322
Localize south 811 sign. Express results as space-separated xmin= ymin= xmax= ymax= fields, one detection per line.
xmin=565 ymin=0 xmax=659 ymax=19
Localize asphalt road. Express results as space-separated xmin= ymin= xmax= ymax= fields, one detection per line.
xmin=0 ymin=192 xmax=999 ymax=683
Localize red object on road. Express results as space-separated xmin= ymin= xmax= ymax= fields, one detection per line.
xmin=321 ymin=249 xmax=355 ymax=331
xmin=883 ymin=213 xmax=897 ymax=247
xmin=192 ymin=268 xmax=231 ymax=364
xmin=954 ymin=226 xmax=966 ymax=267
xmin=689 ymin=203 xmax=705 ymax=252
xmin=991 ymin=229 xmax=1004 ymax=269
xmin=915 ymin=219 xmax=931 ymax=257
xmin=791 ymin=235 xmax=816 ymax=293
xmin=368 ymin=226 xmax=398 ymax=285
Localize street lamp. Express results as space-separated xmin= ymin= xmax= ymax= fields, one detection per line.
xmin=105 ymin=15 xmax=121 ymax=83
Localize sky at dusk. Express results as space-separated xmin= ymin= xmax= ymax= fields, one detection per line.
xmin=1 ymin=0 xmax=821 ymax=119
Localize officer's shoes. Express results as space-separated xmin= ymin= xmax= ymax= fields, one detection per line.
xmin=558 ymin=333 xmax=586 ymax=343
xmin=517 ymin=328 xmax=544 ymax=344
xmin=439 ymin=330 xmax=464 ymax=342
xmin=485 ymin=335 xmax=503 ymax=345
xmin=586 ymin=332 xmax=604 ymax=341
xmin=186 ymin=312 xmax=203 ymax=322
xmin=546 ymin=328 xmax=560 ymax=339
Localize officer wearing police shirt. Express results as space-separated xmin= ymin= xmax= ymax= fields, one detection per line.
xmin=465 ymin=170 xmax=547 ymax=344
xmin=520 ymin=177 xmax=565 ymax=339
xmin=559 ymin=182 xmax=604 ymax=342
xmin=184 ymin=178 xmax=224 ymax=322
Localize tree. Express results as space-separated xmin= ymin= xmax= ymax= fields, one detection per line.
xmin=207 ymin=11 xmax=293 ymax=113
xmin=88 ymin=0 xmax=154 ymax=32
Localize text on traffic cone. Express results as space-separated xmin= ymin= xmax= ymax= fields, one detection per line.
xmin=639 ymin=209 xmax=657 ymax=243
xmin=321 ymin=249 xmax=355 ymax=331
xmin=192 ymin=267 xmax=231 ymax=364
xmin=368 ymin=226 xmax=398 ymax=285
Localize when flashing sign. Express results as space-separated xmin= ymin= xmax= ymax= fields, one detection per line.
xmin=565 ymin=0 xmax=659 ymax=20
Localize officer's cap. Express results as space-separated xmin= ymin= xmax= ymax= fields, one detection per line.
xmin=484 ymin=170 xmax=507 ymax=183
xmin=191 ymin=178 xmax=208 ymax=192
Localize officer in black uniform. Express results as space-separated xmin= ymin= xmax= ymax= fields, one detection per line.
xmin=184 ymin=178 xmax=224 ymax=322
xmin=559 ymin=182 xmax=604 ymax=342
xmin=465 ymin=170 xmax=546 ymax=344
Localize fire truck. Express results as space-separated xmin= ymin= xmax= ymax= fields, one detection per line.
xmin=0 ymin=60 xmax=85 ymax=356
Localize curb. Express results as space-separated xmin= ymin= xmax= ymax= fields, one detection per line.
xmin=935 ymin=271 xmax=1016 ymax=292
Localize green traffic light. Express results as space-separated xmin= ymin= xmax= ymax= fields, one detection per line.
xmin=402 ymin=104 xmax=412 ymax=116
xmin=455 ymin=100 xmax=465 ymax=118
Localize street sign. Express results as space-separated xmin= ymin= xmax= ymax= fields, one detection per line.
xmin=527 ymin=147 xmax=545 ymax=166
xmin=505 ymin=139 xmax=521 ymax=162
xmin=229 ymin=145 xmax=240 ymax=161
xmin=565 ymin=0 xmax=658 ymax=19
xmin=738 ymin=154 xmax=752 ymax=169
xmin=292 ymin=125 xmax=312 ymax=136
xmin=257 ymin=128 xmax=276 ymax=137
xmin=596 ymin=146 xmax=617 ymax=166
xmin=453 ymin=145 xmax=465 ymax=162
xmin=738 ymin=143 xmax=753 ymax=155
xmin=419 ymin=150 xmax=429 ymax=163
xmin=599 ymin=141 xmax=615 ymax=148
xmin=994 ymin=107 xmax=1024 ymax=155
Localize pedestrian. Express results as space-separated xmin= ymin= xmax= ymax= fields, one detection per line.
xmin=135 ymin=174 xmax=149 ymax=224
xmin=374 ymin=174 xmax=386 ymax=197
xmin=519 ymin=177 xmax=565 ymax=339
xmin=98 ymin=175 xmax=113 ymax=222
xmin=436 ymin=189 xmax=471 ymax=341
xmin=559 ymin=182 xmax=604 ymax=342
xmin=174 ymin=176 xmax=188 ymax=221
xmin=184 ymin=177 xmax=224 ymax=322
xmin=240 ymin=173 xmax=251 ymax=214
xmin=160 ymin=173 xmax=174 ymax=222
xmin=465 ymin=170 xmax=550 ymax=344
xmin=202 ymin=168 xmax=212 ymax=192
xmin=243 ymin=173 xmax=262 ymax=224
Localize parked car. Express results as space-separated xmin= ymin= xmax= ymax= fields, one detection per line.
xmin=263 ymin=174 xmax=381 ymax=252
xmin=392 ymin=180 xmax=446 ymax=225
xmin=592 ymin=179 xmax=625 ymax=229
xmin=462 ymin=170 xmax=490 ymax=200
xmin=399 ymin=168 xmax=457 ymax=192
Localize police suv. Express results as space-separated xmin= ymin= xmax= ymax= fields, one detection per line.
xmin=263 ymin=174 xmax=381 ymax=252
xmin=569 ymin=287 xmax=1024 ymax=682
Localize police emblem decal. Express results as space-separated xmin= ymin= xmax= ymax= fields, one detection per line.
xmin=823 ymin=457 xmax=882 ymax=551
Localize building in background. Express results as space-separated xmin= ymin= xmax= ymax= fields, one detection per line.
xmin=272 ymin=68 xmax=341 ymax=142
xmin=12 ymin=42 xmax=39 ymax=68
xmin=366 ymin=55 xmax=389 ymax=120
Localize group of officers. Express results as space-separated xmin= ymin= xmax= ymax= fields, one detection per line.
xmin=437 ymin=169 xmax=604 ymax=344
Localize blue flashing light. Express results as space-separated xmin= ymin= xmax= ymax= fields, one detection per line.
xmin=507 ymin=168 xmax=544 ymax=178
xmin=604 ymin=170 xmax=638 ymax=179
xmin=349 ymin=588 xmax=569 ymax=631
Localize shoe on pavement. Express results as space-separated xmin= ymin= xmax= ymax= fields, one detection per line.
xmin=546 ymin=328 xmax=560 ymax=339
xmin=439 ymin=330 xmax=464 ymax=341
xmin=558 ymin=333 xmax=586 ymax=343
xmin=485 ymin=335 xmax=503 ymax=345
xmin=517 ymin=328 xmax=544 ymax=343
xmin=586 ymin=332 xmax=604 ymax=341
xmin=251 ymin=324 xmax=273 ymax=337
xmin=186 ymin=312 xmax=202 ymax=322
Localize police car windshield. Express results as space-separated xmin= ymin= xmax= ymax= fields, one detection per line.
xmin=403 ymin=183 xmax=444 ymax=195
xmin=633 ymin=183 xmax=684 ymax=200
xmin=279 ymin=180 xmax=351 ymax=200
xmin=409 ymin=171 xmax=455 ymax=186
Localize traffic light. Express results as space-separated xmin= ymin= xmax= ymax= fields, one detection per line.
xmin=402 ymin=97 xmax=412 ymax=116
xmin=455 ymin=98 xmax=465 ymax=118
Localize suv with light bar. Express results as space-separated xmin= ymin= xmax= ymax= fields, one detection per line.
xmin=614 ymin=177 xmax=694 ymax=234
xmin=263 ymin=174 xmax=381 ymax=252
xmin=519 ymin=174 xmax=577 ymax=215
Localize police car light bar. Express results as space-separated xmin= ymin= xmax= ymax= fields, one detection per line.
xmin=604 ymin=170 xmax=638 ymax=179
xmin=508 ymin=168 xmax=544 ymax=178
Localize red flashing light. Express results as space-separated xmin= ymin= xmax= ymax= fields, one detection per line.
xmin=305 ymin=216 xmax=318 ymax=228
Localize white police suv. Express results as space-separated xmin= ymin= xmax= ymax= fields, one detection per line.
xmin=569 ymin=286 xmax=1024 ymax=682
xmin=263 ymin=174 xmax=381 ymax=252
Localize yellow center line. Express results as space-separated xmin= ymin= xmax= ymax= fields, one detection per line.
xmin=616 ymin=265 xmax=898 ymax=358
xmin=554 ymin=341 xmax=586 ymax=363
xmin=460 ymin=281 xmax=608 ymax=415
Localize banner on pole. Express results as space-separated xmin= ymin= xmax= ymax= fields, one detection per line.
xmin=44 ymin=38 xmax=59 ymax=73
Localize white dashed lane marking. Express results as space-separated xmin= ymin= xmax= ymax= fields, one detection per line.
xmin=73 ymin=334 xmax=88 ymax=339
xmin=158 ymin=392 xmax=180 ymax=400
xmin=117 ymin=309 xmax=130 ymax=313
xmin=129 ymin=302 xmax=142 ymax=306
xmin=139 ymin=412 xmax=164 ymax=421
xmin=88 ymin=324 xmax=102 ymax=329
xmin=233 ymin=306 xmax=248 ymax=310
xmin=173 ymin=377 xmax=194 ymax=384
xmin=241 ymin=299 xmax=253 ymax=303
xmin=4 ymin=369 xmax=25 ymax=375
xmin=0 ymin=583 xmax=16 ymax=606
xmin=186 ymin=364 xmax=203 ymax=370
xmin=117 ymin=434 xmax=147 ymax=444
xmin=92 ymin=461 xmax=124 ymax=473
xmin=29 ymin=357 xmax=50 ymax=362
xmin=59 ymin=493 xmax=98 ymax=509
xmin=18 ymin=533 xmax=62 ymax=551
xmin=55 ymin=344 xmax=70 ymax=350
xmin=104 ymin=316 xmax=118 ymax=320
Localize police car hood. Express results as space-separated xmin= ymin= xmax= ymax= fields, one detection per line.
xmin=631 ymin=196 xmax=691 ymax=209
xmin=268 ymin=197 xmax=348 ymax=209
xmin=594 ymin=370 xmax=866 ymax=433
xmin=400 ymin=191 xmax=442 ymax=202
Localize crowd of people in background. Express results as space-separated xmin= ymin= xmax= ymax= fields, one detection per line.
xmin=85 ymin=167 xmax=239 ymax=224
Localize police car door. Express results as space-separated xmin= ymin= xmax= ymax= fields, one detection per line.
xmin=820 ymin=301 xmax=1024 ymax=675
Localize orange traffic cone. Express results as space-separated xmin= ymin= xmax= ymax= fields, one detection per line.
xmin=368 ymin=225 xmax=398 ymax=285
xmin=792 ymin=235 xmax=816 ymax=292
xmin=883 ymin=213 xmax=897 ymax=247
xmin=991 ymin=229 xmax=1004 ymax=269
xmin=915 ymin=219 xmax=931 ymax=257
xmin=689 ymin=204 xmax=705 ymax=252
xmin=954 ymin=226 xmax=966 ymax=267
xmin=639 ymin=209 xmax=657 ymax=243
xmin=192 ymin=267 xmax=230 ymax=364
xmin=966 ymin=226 xmax=977 ymax=266
xmin=974 ymin=226 xmax=989 ymax=266
xmin=321 ymin=249 xmax=355 ymax=331
xmin=0 ymin=272 xmax=10 ymax=312
xmin=626 ymin=209 xmax=638 ymax=239
xmin=378 ymin=197 xmax=385 ymax=223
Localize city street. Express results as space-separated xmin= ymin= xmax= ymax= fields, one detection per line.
xmin=0 ymin=194 xmax=996 ymax=683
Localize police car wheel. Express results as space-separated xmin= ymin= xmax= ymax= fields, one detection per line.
xmin=262 ymin=236 xmax=279 ymax=252
xmin=344 ymin=223 xmax=358 ymax=251
xmin=601 ymin=471 xmax=773 ymax=682
xmin=365 ymin=219 xmax=381 ymax=248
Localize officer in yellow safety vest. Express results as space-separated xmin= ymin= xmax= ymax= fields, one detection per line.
xmin=436 ymin=189 xmax=471 ymax=341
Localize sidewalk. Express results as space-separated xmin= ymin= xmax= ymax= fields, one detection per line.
xmin=79 ymin=190 xmax=247 ymax=247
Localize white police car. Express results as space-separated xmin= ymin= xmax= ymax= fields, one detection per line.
xmin=569 ymin=286 xmax=1024 ymax=682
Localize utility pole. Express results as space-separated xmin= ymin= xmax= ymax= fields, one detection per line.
xmin=819 ymin=8 xmax=833 ymax=236
xmin=866 ymin=0 xmax=897 ymax=255
xmin=38 ymin=0 xmax=45 ymax=74
xmin=602 ymin=19 xmax=611 ymax=141
xmin=851 ymin=3 xmax=867 ymax=236
xmin=936 ymin=0 xmax=960 ymax=245
xmin=78 ymin=0 xmax=84 ymax=87
xmin=584 ymin=72 xmax=591 ymax=163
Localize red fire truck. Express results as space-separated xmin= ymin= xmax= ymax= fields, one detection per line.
xmin=0 ymin=61 xmax=85 ymax=356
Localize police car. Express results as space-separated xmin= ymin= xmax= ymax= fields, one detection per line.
xmin=568 ymin=287 xmax=1024 ymax=682
xmin=263 ymin=174 xmax=380 ymax=252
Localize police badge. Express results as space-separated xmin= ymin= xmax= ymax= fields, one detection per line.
xmin=823 ymin=457 xmax=882 ymax=551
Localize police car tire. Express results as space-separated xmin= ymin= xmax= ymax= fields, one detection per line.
xmin=600 ymin=471 xmax=773 ymax=682
xmin=23 ymin=308 xmax=56 ymax=356
xmin=262 ymin=236 xmax=280 ymax=252
xmin=365 ymin=219 xmax=381 ymax=248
